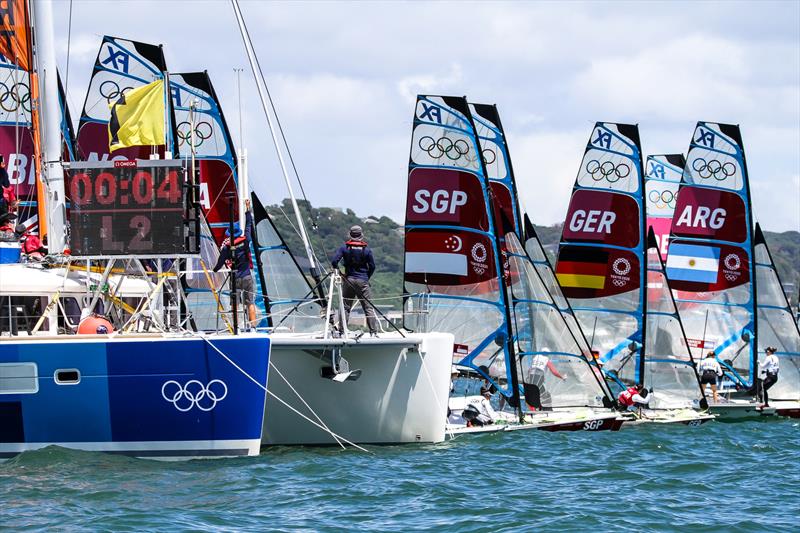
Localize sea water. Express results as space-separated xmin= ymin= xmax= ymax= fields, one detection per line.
xmin=1 ymin=419 xmax=798 ymax=532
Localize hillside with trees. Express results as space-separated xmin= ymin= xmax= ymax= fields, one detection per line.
xmin=266 ymin=199 xmax=800 ymax=310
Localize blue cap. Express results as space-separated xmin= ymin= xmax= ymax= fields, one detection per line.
xmin=225 ymin=223 xmax=243 ymax=238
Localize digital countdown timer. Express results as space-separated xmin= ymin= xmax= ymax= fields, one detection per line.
xmin=67 ymin=160 xmax=187 ymax=256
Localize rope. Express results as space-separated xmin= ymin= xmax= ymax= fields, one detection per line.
xmin=202 ymin=337 xmax=369 ymax=453
xmin=267 ymin=359 xmax=345 ymax=449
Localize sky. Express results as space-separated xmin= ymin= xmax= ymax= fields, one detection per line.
xmin=53 ymin=0 xmax=800 ymax=232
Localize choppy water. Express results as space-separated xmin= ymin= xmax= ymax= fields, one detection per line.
xmin=1 ymin=419 xmax=798 ymax=532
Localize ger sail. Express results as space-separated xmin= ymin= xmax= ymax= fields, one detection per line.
xmin=76 ymin=36 xmax=170 ymax=161
xmin=469 ymin=103 xmax=617 ymax=415
xmin=404 ymin=95 xmax=521 ymax=409
xmin=555 ymin=123 xmax=646 ymax=395
xmin=666 ymin=123 xmax=757 ymax=392
xmin=754 ymin=223 xmax=800 ymax=416
xmin=645 ymin=154 xmax=685 ymax=260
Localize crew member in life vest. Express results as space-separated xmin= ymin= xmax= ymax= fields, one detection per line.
xmin=617 ymin=384 xmax=650 ymax=412
xmin=213 ymin=199 xmax=257 ymax=327
xmin=15 ymin=224 xmax=46 ymax=262
xmin=759 ymin=346 xmax=780 ymax=408
xmin=697 ymin=351 xmax=723 ymax=403
xmin=331 ymin=225 xmax=378 ymax=335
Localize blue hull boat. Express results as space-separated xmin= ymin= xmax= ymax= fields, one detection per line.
xmin=0 ymin=334 xmax=270 ymax=459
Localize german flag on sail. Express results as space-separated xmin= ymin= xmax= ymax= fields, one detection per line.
xmin=556 ymin=247 xmax=608 ymax=289
xmin=108 ymin=79 xmax=166 ymax=152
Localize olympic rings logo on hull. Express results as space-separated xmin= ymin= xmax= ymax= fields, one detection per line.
xmin=585 ymin=159 xmax=630 ymax=183
xmin=161 ymin=379 xmax=228 ymax=412
xmin=648 ymin=189 xmax=678 ymax=209
xmin=691 ymin=158 xmax=736 ymax=181
xmin=0 ymin=82 xmax=31 ymax=113
xmin=177 ymin=120 xmax=213 ymax=147
xmin=99 ymin=80 xmax=134 ymax=103
xmin=418 ymin=136 xmax=477 ymax=165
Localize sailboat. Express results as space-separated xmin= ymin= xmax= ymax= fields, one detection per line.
xmin=404 ymin=96 xmax=618 ymax=434
xmin=665 ymin=122 xmax=773 ymax=419
xmin=469 ymin=102 xmax=622 ymax=430
xmin=555 ymin=123 xmax=712 ymax=425
xmin=0 ymin=1 xmax=271 ymax=459
xmin=754 ymin=223 xmax=800 ymax=417
xmin=227 ymin=0 xmax=455 ymax=446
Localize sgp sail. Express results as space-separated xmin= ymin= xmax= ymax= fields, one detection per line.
xmin=404 ymin=95 xmax=520 ymax=405
xmin=555 ymin=123 xmax=647 ymax=394
xmin=666 ymin=123 xmax=757 ymax=389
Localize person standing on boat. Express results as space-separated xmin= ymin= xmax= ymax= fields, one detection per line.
xmin=759 ymin=347 xmax=780 ymax=407
xmin=331 ymin=225 xmax=378 ymax=336
xmin=526 ymin=351 xmax=566 ymax=410
xmin=213 ymin=199 xmax=257 ymax=327
xmin=698 ymin=351 xmax=723 ymax=403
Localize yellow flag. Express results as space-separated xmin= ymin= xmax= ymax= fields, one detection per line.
xmin=108 ymin=79 xmax=166 ymax=152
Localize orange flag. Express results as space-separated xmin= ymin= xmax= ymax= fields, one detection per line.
xmin=0 ymin=0 xmax=32 ymax=71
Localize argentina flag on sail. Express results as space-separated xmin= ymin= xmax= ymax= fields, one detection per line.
xmin=665 ymin=243 xmax=720 ymax=283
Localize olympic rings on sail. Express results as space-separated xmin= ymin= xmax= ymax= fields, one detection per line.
xmin=585 ymin=159 xmax=630 ymax=183
xmin=482 ymin=148 xmax=497 ymax=165
xmin=0 ymin=82 xmax=31 ymax=113
xmin=161 ymin=379 xmax=228 ymax=412
xmin=176 ymin=120 xmax=214 ymax=147
xmin=691 ymin=158 xmax=736 ymax=181
xmin=99 ymin=80 xmax=134 ymax=103
xmin=647 ymin=189 xmax=677 ymax=209
xmin=418 ymin=135 xmax=472 ymax=162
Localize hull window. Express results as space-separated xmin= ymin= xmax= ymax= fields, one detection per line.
xmin=0 ymin=363 xmax=39 ymax=394
xmin=54 ymin=369 xmax=81 ymax=385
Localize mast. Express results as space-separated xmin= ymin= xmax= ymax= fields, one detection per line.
xmin=32 ymin=0 xmax=66 ymax=252
xmin=230 ymin=0 xmax=319 ymax=281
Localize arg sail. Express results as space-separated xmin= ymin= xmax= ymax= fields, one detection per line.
xmin=754 ymin=224 xmax=799 ymax=401
xmin=404 ymin=95 xmax=519 ymax=403
xmin=470 ymin=103 xmax=613 ymax=409
xmin=645 ymin=154 xmax=685 ymax=260
xmin=555 ymin=123 xmax=646 ymax=393
xmin=666 ymin=123 xmax=756 ymax=388
xmin=76 ymin=36 xmax=169 ymax=161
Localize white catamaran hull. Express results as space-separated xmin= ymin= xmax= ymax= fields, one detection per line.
xmin=262 ymin=332 xmax=453 ymax=445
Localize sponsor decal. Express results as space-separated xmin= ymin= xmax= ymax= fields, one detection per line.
xmin=611 ymin=257 xmax=632 ymax=287
xmin=470 ymin=242 xmax=488 ymax=275
xmin=454 ymin=343 xmax=469 ymax=356
xmin=687 ymin=339 xmax=716 ymax=350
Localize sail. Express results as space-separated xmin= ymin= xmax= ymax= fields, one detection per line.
xmin=403 ymin=95 xmax=516 ymax=397
xmin=666 ymin=122 xmax=756 ymax=388
xmin=645 ymin=154 xmax=685 ymax=260
xmin=169 ymin=71 xmax=238 ymax=245
xmin=644 ymin=229 xmax=706 ymax=409
xmin=555 ymin=123 xmax=646 ymax=393
xmin=0 ymin=53 xmax=36 ymax=229
xmin=185 ymin=216 xmax=231 ymax=332
xmin=754 ymin=224 xmax=800 ymax=400
xmin=251 ymin=192 xmax=324 ymax=332
xmin=469 ymin=103 xmax=612 ymax=408
xmin=76 ymin=36 xmax=168 ymax=161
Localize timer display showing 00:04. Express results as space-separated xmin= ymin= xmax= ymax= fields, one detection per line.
xmin=70 ymin=170 xmax=181 ymax=206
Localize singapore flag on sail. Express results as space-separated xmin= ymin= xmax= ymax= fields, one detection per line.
xmin=406 ymin=234 xmax=467 ymax=276
xmin=665 ymin=243 xmax=720 ymax=284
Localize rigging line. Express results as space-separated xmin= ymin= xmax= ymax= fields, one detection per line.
xmin=267 ymin=360 xmax=345 ymax=450
xmin=234 ymin=5 xmax=320 ymax=249
xmin=65 ymin=0 xmax=73 ymax=91
xmin=202 ymin=336 xmax=367 ymax=452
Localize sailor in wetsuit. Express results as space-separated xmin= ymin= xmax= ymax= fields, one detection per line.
xmin=526 ymin=351 xmax=566 ymax=410
xmin=698 ymin=351 xmax=723 ymax=403
xmin=617 ymin=384 xmax=650 ymax=413
xmin=331 ymin=225 xmax=378 ymax=335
